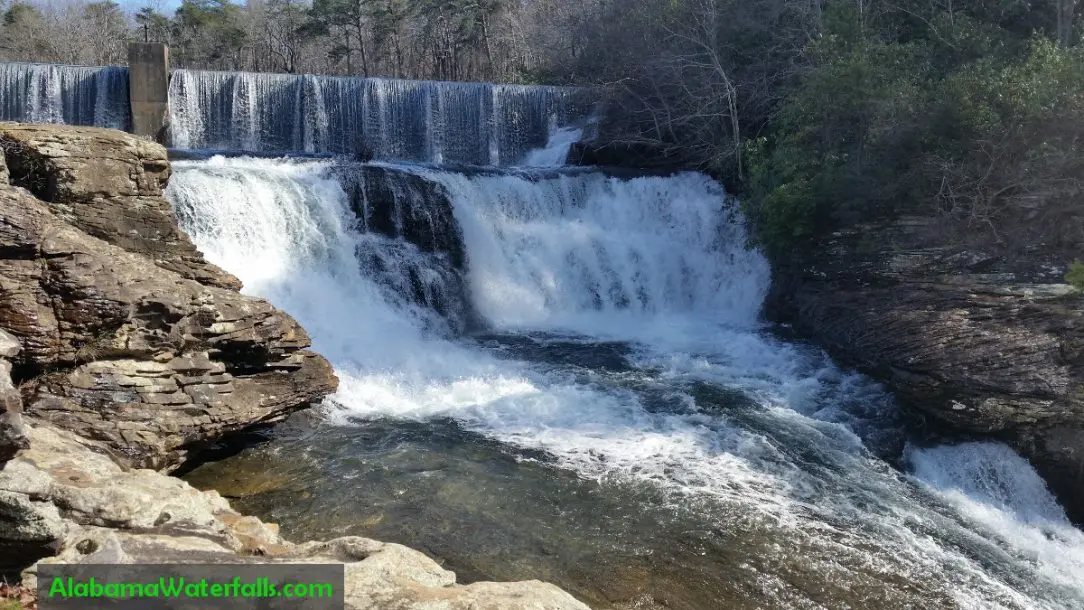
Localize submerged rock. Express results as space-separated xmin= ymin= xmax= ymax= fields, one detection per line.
xmin=766 ymin=215 xmax=1084 ymax=523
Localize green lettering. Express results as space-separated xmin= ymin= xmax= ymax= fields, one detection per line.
xmin=88 ymin=578 xmax=102 ymax=597
xmin=124 ymin=583 xmax=145 ymax=598
xmin=210 ymin=583 xmax=223 ymax=597
xmin=241 ymin=582 xmax=257 ymax=597
xmin=144 ymin=582 xmax=159 ymax=597
xmin=48 ymin=577 xmax=68 ymax=598
xmin=183 ymin=583 xmax=201 ymax=597
xmin=160 ymin=577 xmax=184 ymax=597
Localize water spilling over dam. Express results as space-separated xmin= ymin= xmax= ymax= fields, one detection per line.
xmin=167 ymin=69 xmax=591 ymax=164
xmin=0 ymin=62 xmax=129 ymax=130
xmin=0 ymin=61 xmax=591 ymax=165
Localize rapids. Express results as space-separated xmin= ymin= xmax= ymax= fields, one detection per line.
xmin=168 ymin=153 xmax=1084 ymax=610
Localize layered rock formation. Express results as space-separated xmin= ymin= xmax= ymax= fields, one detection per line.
xmin=0 ymin=123 xmax=336 ymax=469
xmin=766 ymin=215 xmax=1084 ymax=523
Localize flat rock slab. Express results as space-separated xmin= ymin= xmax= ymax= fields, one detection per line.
xmin=5 ymin=423 xmax=589 ymax=610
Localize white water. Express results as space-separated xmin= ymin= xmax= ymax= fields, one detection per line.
xmin=0 ymin=62 xmax=128 ymax=128
xmin=167 ymin=156 xmax=1084 ymax=609
xmin=520 ymin=126 xmax=583 ymax=167
xmin=168 ymin=69 xmax=590 ymax=164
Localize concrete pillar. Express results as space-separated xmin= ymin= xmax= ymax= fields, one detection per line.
xmin=127 ymin=42 xmax=170 ymax=143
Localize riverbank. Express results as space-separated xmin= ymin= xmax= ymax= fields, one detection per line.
xmin=764 ymin=214 xmax=1084 ymax=524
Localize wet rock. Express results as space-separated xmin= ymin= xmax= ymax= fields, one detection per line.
xmin=336 ymin=163 xmax=465 ymax=268
xmin=766 ymin=216 xmax=1084 ymax=522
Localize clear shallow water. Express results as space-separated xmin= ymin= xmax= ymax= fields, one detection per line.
xmin=168 ymin=155 xmax=1084 ymax=610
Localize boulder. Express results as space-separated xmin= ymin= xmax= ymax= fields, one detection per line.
xmin=0 ymin=123 xmax=336 ymax=468
xmin=0 ymin=122 xmax=240 ymax=290
xmin=0 ymin=174 xmax=335 ymax=468
xmin=0 ymin=329 xmax=26 ymax=462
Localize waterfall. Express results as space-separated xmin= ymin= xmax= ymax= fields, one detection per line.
xmin=165 ymin=155 xmax=1084 ymax=608
xmin=167 ymin=68 xmax=591 ymax=164
xmin=521 ymin=126 xmax=583 ymax=167
xmin=421 ymin=168 xmax=769 ymax=331
xmin=0 ymin=62 xmax=129 ymax=129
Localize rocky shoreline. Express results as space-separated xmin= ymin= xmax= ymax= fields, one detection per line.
xmin=765 ymin=216 xmax=1084 ymax=524
xmin=0 ymin=123 xmax=588 ymax=609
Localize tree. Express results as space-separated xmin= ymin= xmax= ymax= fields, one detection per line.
xmin=0 ymin=3 xmax=52 ymax=61
xmin=81 ymin=1 xmax=128 ymax=65
xmin=173 ymin=0 xmax=249 ymax=70
xmin=135 ymin=7 xmax=173 ymax=45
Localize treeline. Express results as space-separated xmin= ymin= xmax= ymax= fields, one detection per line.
xmin=2 ymin=0 xmax=1081 ymax=256
xmin=566 ymin=0 xmax=1084 ymax=257
xmin=0 ymin=0 xmax=600 ymax=83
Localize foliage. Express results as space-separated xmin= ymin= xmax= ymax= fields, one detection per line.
xmin=737 ymin=1 xmax=1084 ymax=257
xmin=1067 ymin=261 xmax=1084 ymax=292
xmin=0 ymin=0 xmax=547 ymax=82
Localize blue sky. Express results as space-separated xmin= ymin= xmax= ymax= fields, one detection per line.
xmin=117 ymin=0 xmax=183 ymax=14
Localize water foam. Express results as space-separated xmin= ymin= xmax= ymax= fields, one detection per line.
xmin=520 ymin=126 xmax=583 ymax=167
xmin=167 ymin=156 xmax=1084 ymax=609
xmin=908 ymin=442 xmax=1084 ymax=594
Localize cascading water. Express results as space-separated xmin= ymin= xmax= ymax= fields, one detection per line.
xmin=167 ymin=68 xmax=591 ymax=164
xmin=0 ymin=62 xmax=129 ymax=129
xmin=167 ymin=152 xmax=1084 ymax=609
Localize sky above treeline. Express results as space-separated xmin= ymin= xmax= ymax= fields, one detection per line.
xmin=116 ymin=0 xmax=184 ymax=13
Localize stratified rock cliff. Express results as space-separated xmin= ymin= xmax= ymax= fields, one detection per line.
xmin=0 ymin=123 xmax=337 ymax=469
xmin=766 ymin=216 xmax=1084 ymax=523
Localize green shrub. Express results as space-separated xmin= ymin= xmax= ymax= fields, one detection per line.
xmin=1066 ymin=261 xmax=1084 ymax=292
xmin=743 ymin=5 xmax=1084 ymax=262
